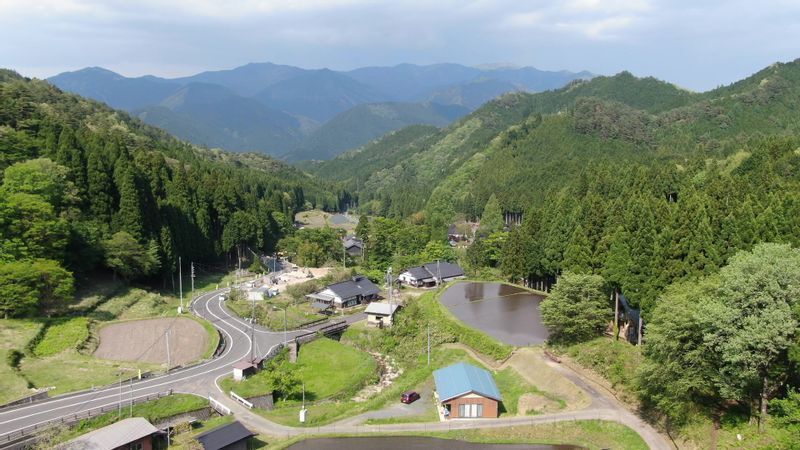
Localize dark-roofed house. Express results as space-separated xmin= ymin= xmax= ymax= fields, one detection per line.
xmin=63 ymin=417 xmax=159 ymax=449
xmin=343 ymin=235 xmax=364 ymax=257
xmin=434 ymin=362 xmax=502 ymax=419
xmin=398 ymin=261 xmax=465 ymax=288
xmin=306 ymin=275 xmax=380 ymax=309
xmin=196 ymin=420 xmax=255 ymax=450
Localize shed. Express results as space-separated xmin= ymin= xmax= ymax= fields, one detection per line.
xmin=232 ymin=359 xmax=257 ymax=381
xmin=62 ymin=417 xmax=159 ymax=449
xmin=364 ymin=302 xmax=400 ymax=327
xmin=343 ymin=236 xmax=364 ymax=257
xmin=195 ymin=420 xmax=255 ymax=450
xmin=433 ymin=362 xmax=502 ymax=419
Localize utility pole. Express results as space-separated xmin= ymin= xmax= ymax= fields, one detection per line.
xmin=387 ymin=267 xmax=392 ymax=310
xmin=129 ymin=376 xmax=133 ymax=417
xmin=178 ymin=257 xmax=183 ymax=314
xmin=165 ymin=331 xmax=171 ymax=372
xmin=437 ymin=259 xmax=441 ymax=288
xmin=191 ymin=262 xmax=195 ymax=300
xmin=637 ymin=314 xmax=643 ymax=346
xmin=118 ymin=373 xmax=122 ymax=419
xmin=250 ymin=300 xmax=256 ymax=363
xmin=614 ymin=290 xmax=620 ymax=341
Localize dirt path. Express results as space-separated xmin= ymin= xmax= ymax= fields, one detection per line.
xmin=93 ymin=317 xmax=209 ymax=367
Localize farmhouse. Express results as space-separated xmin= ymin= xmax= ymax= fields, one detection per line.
xmin=364 ymin=302 xmax=400 ymax=327
xmin=433 ymin=362 xmax=502 ymax=419
xmin=195 ymin=420 xmax=255 ymax=450
xmin=343 ymin=235 xmax=364 ymax=257
xmin=306 ymin=275 xmax=380 ymax=309
xmin=398 ymin=261 xmax=465 ymax=288
xmin=63 ymin=417 xmax=160 ymax=449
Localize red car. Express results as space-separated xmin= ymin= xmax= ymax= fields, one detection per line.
xmin=401 ymin=391 xmax=420 ymax=404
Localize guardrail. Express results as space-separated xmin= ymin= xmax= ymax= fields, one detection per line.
xmin=208 ymin=395 xmax=231 ymax=416
xmin=0 ymin=390 xmax=173 ymax=445
xmin=229 ymin=391 xmax=253 ymax=409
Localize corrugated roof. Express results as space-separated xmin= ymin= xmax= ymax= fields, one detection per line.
xmin=433 ymin=362 xmax=502 ymax=403
xmin=64 ymin=417 xmax=157 ymax=449
xmin=364 ymin=302 xmax=399 ymax=316
xmin=196 ymin=420 xmax=254 ymax=450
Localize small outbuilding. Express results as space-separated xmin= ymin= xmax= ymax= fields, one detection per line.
xmin=195 ymin=420 xmax=255 ymax=450
xmin=433 ymin=362 xmax=502 ymax=419
xmin=364 ymin=302 xmax=400 ymax=327
xmin=306 ymin=275 xmax=380 ymax=309
xmin=232 ymin=359 xmax=258 ymax=381
xmin=62 ymin=417 xmax=159 ymax=449
xmin=398 ymin=262 xmax=465 ymax=288
xmin=343 ymin=235 xmax=364 ymax=257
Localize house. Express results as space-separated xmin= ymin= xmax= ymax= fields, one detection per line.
xmin=398 ymin=261 xmax=465 ymax=288
xmin=365 ymin=302 xmax=400 ymax=327
xmin=433 ymin=362 xmax=502 ymax=419
xmin=62 ymin=417 xmax=159 ymax=449
xmin=232 ymin=359 xmax=258 ymax=381
xmin=343 ymin=235 xmax=364 ymax=257
xmin=306 ymin=275 xmax=380 ymax=309
xmin=448 ymin=224 xmax=467 ymax=242
xmin=195 ymin=420 xmax=255 ymax=450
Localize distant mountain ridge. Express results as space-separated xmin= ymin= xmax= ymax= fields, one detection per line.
xmin=48 ymin=62 xmax=594 ymax=160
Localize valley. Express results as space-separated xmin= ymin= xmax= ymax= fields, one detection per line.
xmin=3 ymin=52 xmax=800 ymax=450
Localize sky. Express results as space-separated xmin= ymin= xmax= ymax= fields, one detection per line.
xmin=1 ymin=0 xmax=799 ymax=91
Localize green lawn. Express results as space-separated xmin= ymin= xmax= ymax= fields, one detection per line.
xmin=259 ymin=345 xmax=534 ymax=427
xmin=266 ymin=420 xmax=648 ymax=450
xmin=295 ymin=338 xmax=377 ymax=400
xmin=33 ymin=317 xmax=90 ymax=357
xmin=20 ymin=351 xmax=159 ymax=395
xmin=220 ymin=367 xmax=274 ymax=398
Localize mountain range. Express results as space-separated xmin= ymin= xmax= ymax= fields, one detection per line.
xmin=47 ymin=62 xmax=593 ymax=160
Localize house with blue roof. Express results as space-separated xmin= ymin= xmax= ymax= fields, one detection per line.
xmin=433 ymin=362 xmax=502 ymax=419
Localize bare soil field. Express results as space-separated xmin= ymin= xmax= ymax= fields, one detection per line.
xmin=93 ymin=317 xmax=209 ymax=367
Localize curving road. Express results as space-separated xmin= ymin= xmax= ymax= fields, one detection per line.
xmin=0 ymin=286 xmax=671 ymax=450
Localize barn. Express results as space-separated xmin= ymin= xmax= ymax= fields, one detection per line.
xmin=433 ymin=362 xmax=502 ymax=419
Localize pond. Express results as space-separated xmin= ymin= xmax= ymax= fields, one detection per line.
xmin=439 ymin=282 xmax=549 ymax=346
xmin=286 ymin=437 xmax=581 ymax=450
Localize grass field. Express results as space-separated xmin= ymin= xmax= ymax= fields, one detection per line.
xmin=260 ymin=345 xmax=535 ymax=427
xmin=33 ymin=317 xmax=90 ymax=357
xmin=267 ymin=420 xmax=648 ymax=450
xmin=0 ymin=319 xmax=43 ymax=403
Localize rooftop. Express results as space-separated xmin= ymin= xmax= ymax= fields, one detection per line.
xmin=402 ymin=261 xmax=464 ymax=280
xmin=364 ymin=302 xmax=400 ymax=316
xmin=326 ymin=275 xmax=379 ymax=299
xmin=196 ymin=420 xmax=255 ymax=450
xmin=63 ymin=417 xmax=158 ymax=449
xmin=433 ymin=362 xmax=502 ymax=403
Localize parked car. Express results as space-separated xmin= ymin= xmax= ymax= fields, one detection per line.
xmin=401 ymin=391 xmax=420 ymax=404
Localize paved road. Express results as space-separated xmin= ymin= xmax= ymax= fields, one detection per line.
xmin=0 ymin=287 xmax=360 ymax=442
xmin=0 ymin=286 xmax=671 ymax=450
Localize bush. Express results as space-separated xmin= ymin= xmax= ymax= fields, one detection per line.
xmin=6 ymin=349 xmax=23 ymax=370
xmin=33 ymin=317 xmax=90 ymax=357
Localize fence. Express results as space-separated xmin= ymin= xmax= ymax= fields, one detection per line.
xmin=0 ymin=390 xmax=173 ymax=445
xmin=208 ymin=395 xmax=231 ymax=416
xmin=229 ymin=391 xmax=253 ymax=409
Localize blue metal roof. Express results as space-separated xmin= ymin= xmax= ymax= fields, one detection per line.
xmin=433 ymin=362 xmax=502 ymax=402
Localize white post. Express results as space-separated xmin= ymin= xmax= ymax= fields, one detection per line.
xmin=427 ymin=323 xmax=431 ymax=366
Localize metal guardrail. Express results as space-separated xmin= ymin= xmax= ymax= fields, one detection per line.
xmin=0 ymin=390 xmax=173 ymax=445
xmin=229 ymin=391 xmax=253 ymax=409
xmin=208 ymin=395 xmax=231 ymax=416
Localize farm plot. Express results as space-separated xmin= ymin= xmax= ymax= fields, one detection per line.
xmin=93 ymin=317 xmax=209 ymax=366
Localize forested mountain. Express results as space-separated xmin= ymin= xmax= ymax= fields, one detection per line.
xmin=49 ymin=62 xmax=592 ymax=160
xmin=313 ymin=59 xmax=800 ymax=311
xmin=0 ymin=69 xmax=342 ymax=317
xmin=136 ymin=82 xmax=304 ymax=154
xmin=288 ymin=102 xmax=468 ymax=161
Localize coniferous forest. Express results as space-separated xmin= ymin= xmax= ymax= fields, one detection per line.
xmin=0 ymin=69 xmax=344 ymax=317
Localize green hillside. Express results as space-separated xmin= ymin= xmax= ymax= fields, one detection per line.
xmin=0 ymin=69 xmax=338 ymax=318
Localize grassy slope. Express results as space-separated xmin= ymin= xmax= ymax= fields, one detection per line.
xmin=0 ymin=319 xmax=43 ymax=403
xmin=267 ymin=420 xmax=648 ymax=450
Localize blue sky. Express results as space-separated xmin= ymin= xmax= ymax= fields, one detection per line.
xmin=1 ymin=0 xmax=798 ymax=91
